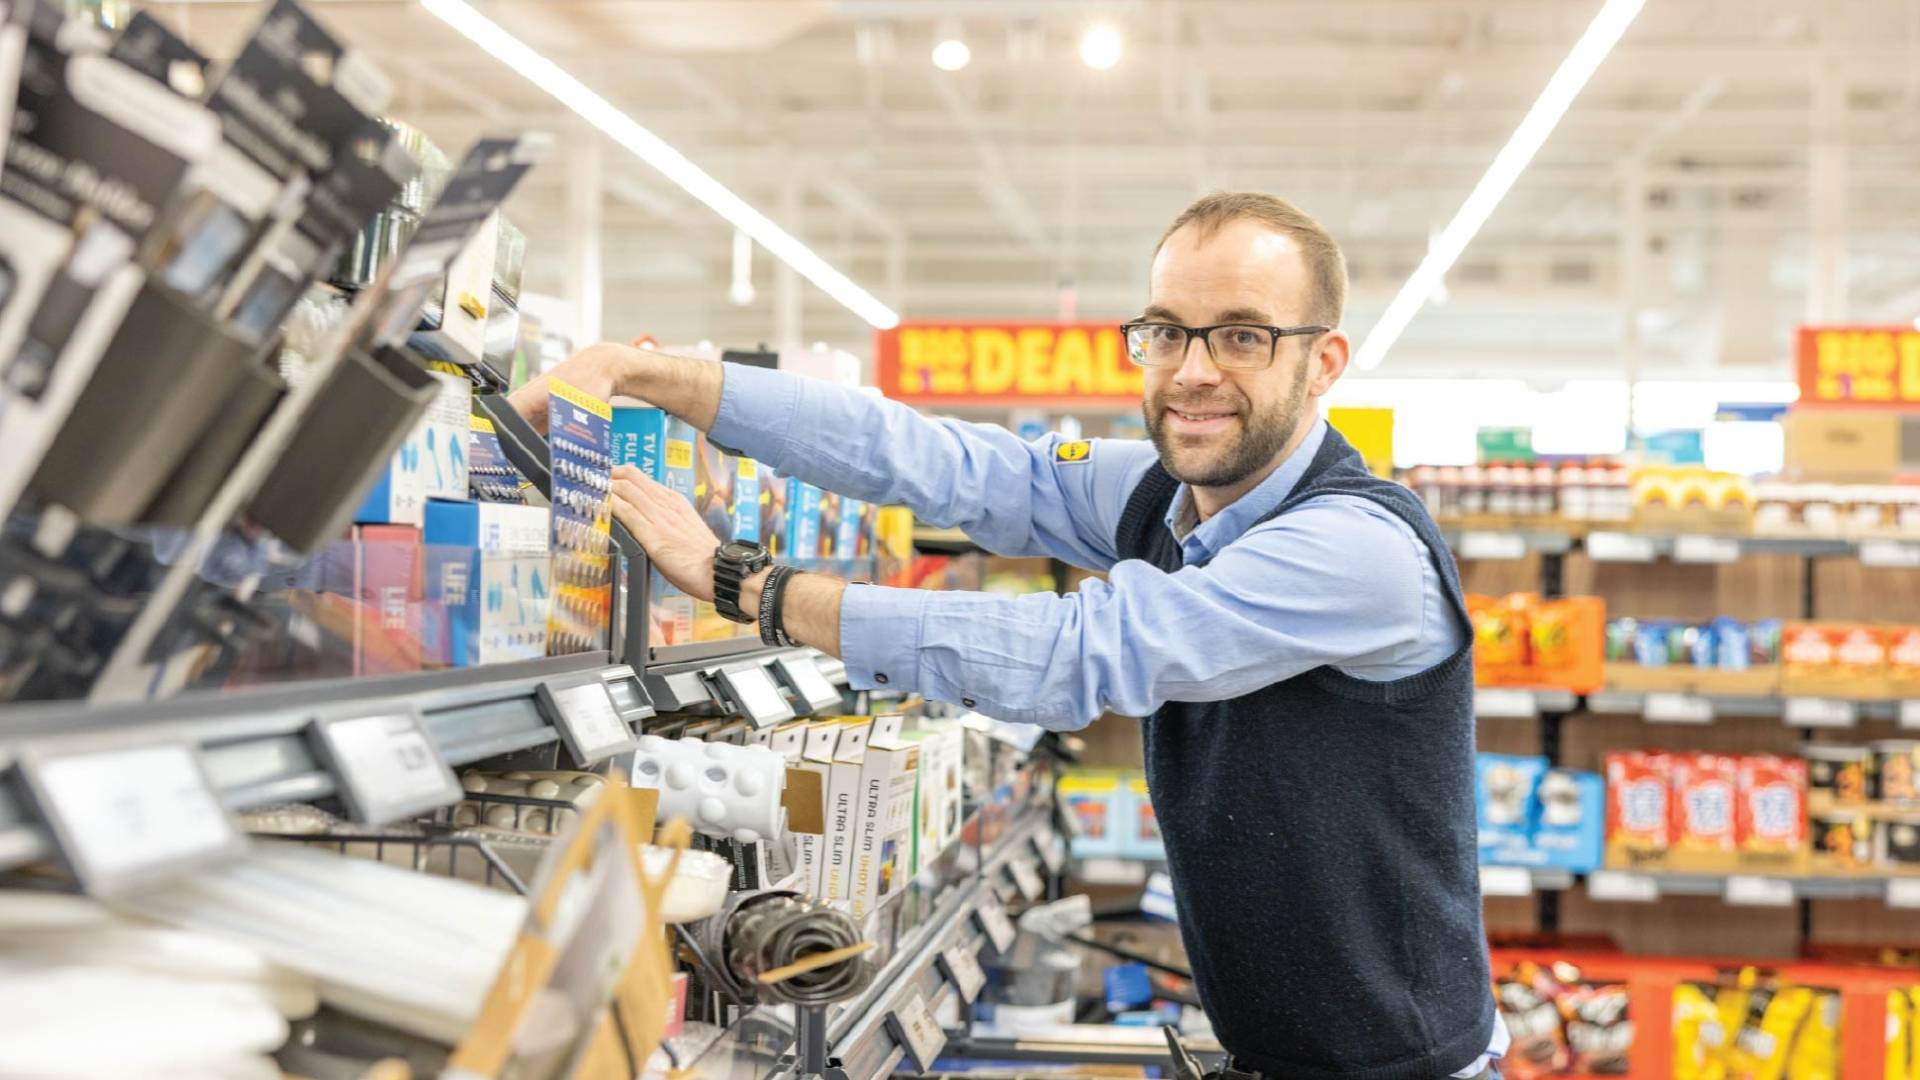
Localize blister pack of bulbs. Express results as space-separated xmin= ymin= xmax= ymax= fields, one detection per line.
xmin=545 ymin=379 xmax=612 ymax=654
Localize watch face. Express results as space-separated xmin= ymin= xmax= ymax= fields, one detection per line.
xmin=721 ymin=540 xmax=766 ymax=561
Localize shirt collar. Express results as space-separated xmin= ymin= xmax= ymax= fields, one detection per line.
xmin=1165 ymin=415 xmax=1329 ymax=561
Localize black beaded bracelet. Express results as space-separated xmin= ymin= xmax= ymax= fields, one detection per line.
xmin=758 ymin=565 xmax=799 ymax=646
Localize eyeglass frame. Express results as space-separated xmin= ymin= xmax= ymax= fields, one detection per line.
xmin=1119 ymin=320 xmax=1332 ymax=370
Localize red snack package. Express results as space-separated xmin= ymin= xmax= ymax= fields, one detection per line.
xmin=1606 ymin=751 xmax=1673 ymax=850
xmin=1834 ymin=625 xmax=1889 ymax=676
xmin=1671 ymin=752 xmax=1739 ymax=854
xmin=1496 ymin=962 xmax=1571 ymax=1078
xmin=1736 ymin=754 xmax=1807 ymax=852
xmin=1781 ymin=623 xmax=1837 ymax=675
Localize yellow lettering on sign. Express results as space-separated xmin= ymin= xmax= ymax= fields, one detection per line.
xmin=972 ymin=329 xmax=1017 ymax=394
xmin=1901 ymin=332 xmax=1920 ymax=401
xmin=1815 ymin=331 xmax=1847 ymax=401
xmin=1053 ymin=329 xmax=1094 ymax=394
xmin=1858 ymin=331 xmax=1897 ymax=401
xmin=898 ymin=329 xmax=929 ymax=393
xmin=1094 ymin=330 xmax=1140 ymax=396
xmin=933 ymin=329 xmax=971 ymax=394
xmin=1016 ymin=328 xmax=1053 ymax=396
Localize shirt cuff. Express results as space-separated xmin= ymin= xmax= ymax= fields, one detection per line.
xmin=839 ymin=583 xmax=929 ymax=694
xmin=707 ymin=362 xmax=802 ymax=466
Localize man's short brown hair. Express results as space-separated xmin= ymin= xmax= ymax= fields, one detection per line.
xmin=1156 ymin=192 xmax=1348 ymax=327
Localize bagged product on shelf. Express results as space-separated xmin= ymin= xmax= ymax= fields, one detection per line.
xmin=1727 ymin=982 xmax=1813 ymax=1079
xmin=1672 ymin=982 xmax=1721 ymax=1080
xmin=1562 ymin=981 xmax=1631 ymax=1075
xmin=1469 ymin=593 xmax=1531 ymax=669
xmin=1787 ymin=989 xmax=1842 ymax=1080
xmin=1890 ymin=627 xmax=1920 ymax=697
xmin=1605 ymin=617 xmax=1639 ymax=662
xmin=1735 ymin=754 xmax=1807 ymax=873
xmin=1494 ymin=961 xmax=1571 ymax=1078
xmin=1606 ymin=751 xmax=1673 ymax=868
xmin=1783 ymin=623 xmax=1841 ymax=676
xmin=1887 ymin=989 xmax=1912 ymax=1080
xmin=1671 ymin=752 xmax=1740 ymax=869
xmin=1534 ymin=768 xmax=1605 ymax=874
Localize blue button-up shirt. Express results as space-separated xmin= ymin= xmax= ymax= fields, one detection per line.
xmin=709 ymin=363 xmax=1504 ymax=1074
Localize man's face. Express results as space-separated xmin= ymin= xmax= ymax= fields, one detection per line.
xmin=1139 ymin=218 xmax=1344 ymax=489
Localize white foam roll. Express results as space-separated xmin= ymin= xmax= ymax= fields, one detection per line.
xmin=629 ymin=736 xmax=787 ymax=843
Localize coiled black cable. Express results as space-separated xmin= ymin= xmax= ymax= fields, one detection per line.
xmin=703 ymin=891 xmax=875 ymax=1006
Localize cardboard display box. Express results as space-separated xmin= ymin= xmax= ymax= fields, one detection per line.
xmin=820 ymin=718 xmax=874 ymax=901
xmin=1784 ymin=409 xmax=1920 ymax=482
xmin=848 ymin=715 xmax=922 ymax=918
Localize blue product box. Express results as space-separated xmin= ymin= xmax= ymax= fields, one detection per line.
xmin=1532 ymin=768 xmax=1605 ymax=873
xmin=1475 ymin=753 xmax=1549 ymax=866
xmin=786 ymin=479 xmax=823 ymax=564
xmin=611 ymin=401 xmax=666 ymax=476
xmin=733 ymin=454 xmax=762 ymax=543
xmin=422 ymin=498 xmax=550 ymax=667
xmin=355 ymin=426 xmax=427 ymax=526
xmin=613 ymin=402 xmax=694 ymax=646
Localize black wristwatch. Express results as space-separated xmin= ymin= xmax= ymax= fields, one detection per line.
xmin=713 ymin=540 xmax=773 ymax=623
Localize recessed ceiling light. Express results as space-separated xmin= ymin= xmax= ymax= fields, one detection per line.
xmin=1079 ymin=24 xmax=1122 ymax=70
xmin=931 ymin=38 xmax=971 ymax=72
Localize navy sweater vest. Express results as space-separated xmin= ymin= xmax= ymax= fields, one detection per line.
xmin=1115 ymin=427 xmax=1493 ymax=1079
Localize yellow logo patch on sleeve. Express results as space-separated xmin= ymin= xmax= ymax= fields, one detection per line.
xmin=1054 ymin=440 xmax=1092 ymax=464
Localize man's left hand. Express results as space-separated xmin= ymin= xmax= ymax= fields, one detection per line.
xmin=610 ymin=465 xmax=720 ymax=602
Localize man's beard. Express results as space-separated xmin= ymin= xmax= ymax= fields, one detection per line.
xmin=1144 ymin=361 xmax=1309 ymax=489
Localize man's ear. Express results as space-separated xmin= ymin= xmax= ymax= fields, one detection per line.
xmin=1309 ymin=330 xmax=1351 ymax=397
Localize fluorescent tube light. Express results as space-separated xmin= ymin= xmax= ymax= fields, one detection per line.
xmin=419 ymin=0 xmax=900 ymax=330
xmin=1352 ymin=0 xmax=1646 ymax=370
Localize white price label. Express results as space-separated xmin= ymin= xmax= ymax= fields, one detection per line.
xmin=1645 ymin=693 xmax=1715 ymax=724
xmin=1010 ymin=856 xmax=1045 ymax=900
xmin=311 ymin=711 xmax=460 ymax=825
xmin=1080 ymin=858 xmax=1148 ymax=885
xmin=1725 ymin=875 xmax=1796 ymax=907
xmin=1861 ymin=540 xmax=1920 ymax=568
xmin=940 ymin=944 xmax=988 ymax=1002
xmin=1033 ymin=831 xmax=1067 ymax=875
xmin=1888 ymin=879 xmax=1920 ymax=909
xmin=1458 ymin=532 xmax=1527 ymax=561
xmin=1478 ymin=865 xmax=1534 ymax=897
xmin=1587 ymin=531 xmax=1658 ymax=562
xmin=889 ymin=991 xmax=948 ymax=1071
xmin=976 ymin=897 xmax=1018 ymax=953
xmin=1587 ymin=871 xmax=1661 ymax=902
xmin=542 ymin=680 xmax=636 ymax=763
xmin=20 ymin=743 xmax=245 ymax=893
xmin=1784 ymin=697 xmax=1858 ymax=728
xmin=1900 ymin=701 xmax=1920 ymax=731
xmin=1475 ymin=689 xmax=1539 ymax=719
xmin=1674 ymin=535 xmax=1742 ymax=564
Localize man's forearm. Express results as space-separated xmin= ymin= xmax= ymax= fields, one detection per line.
xmin=741 ymin=568 xmax=846 ymax=657
xmin=617 ymin=348 xmax=726 ymax=431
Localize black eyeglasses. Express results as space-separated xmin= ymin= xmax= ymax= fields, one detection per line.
xmin=1120 ymin=321 xmax=1330 ymax=371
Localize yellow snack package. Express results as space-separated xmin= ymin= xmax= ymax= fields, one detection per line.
xmin=1784 ymin=989 xmax=1840 ymax=1080
xmin=1729 ymin=984 xmax=1811 ymax=1080
xmin=1674 ymin=982 xmax=1723 ymax=1080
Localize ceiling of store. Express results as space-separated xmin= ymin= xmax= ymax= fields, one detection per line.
xmin=149 ymin=0 xmax=1920 ymax=383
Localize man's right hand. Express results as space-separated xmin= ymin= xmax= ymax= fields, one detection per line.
xmin=506 ymin=342 xmax=636 ymax=433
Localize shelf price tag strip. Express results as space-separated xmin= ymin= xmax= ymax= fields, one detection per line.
xmin=886 ymin=990 xmax=948 ymax=1074
xmin=976 ymin=896 xmax=1018 ymax=953
xmin=1888 ymin=879 xmax=1920 ymax=910
xmin=1009 ymin=856 xmax=1045 ymax=901
xmin=1673 ymin=535 xmax=1741 ymax=564
xmin=307 ymin=708 xmax=462 ymax=826
xmin=1860 ymin=540 xmax=1920 ymax=569
xmin=1725 ymin=875 xmax=1795 ymax=907
xmin=1474 ymin=689 xmax=1539 ymax=720
xmin=1587 ymin=871 xmax=1661 ymax=903
xmin=1645 ymin=692 xmax=1715 ymax=725
xmin=1783 ymin=697 xmax=1857 ymax=729
xmin=1032 ymin=830 xmax=1067 ymax=876
xmin=1900 ymin=701 xmax=1920 ymax=731
xmin=16 ymin=742 xmax=247 ymax=894
xmin=1478 ymin=865 xmax=1534 ymax=898
xmin=938 ymin=943 xmax=988 ymax=1003
xmin=1587 ymin=531 xmax=1658 ymax=563
xmin=1458 ymin=532 xmax=1527 ymax=561
xmin=536 ymin=678 xmax=638 ymax=765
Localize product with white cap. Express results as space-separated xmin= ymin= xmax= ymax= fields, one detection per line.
xmin=629 ymin=735 xmax=787 ymax=843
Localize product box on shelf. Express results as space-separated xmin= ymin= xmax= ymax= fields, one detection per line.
xmin=822 ymin=718 xmax=875 ymax=901
xmin=691 ymin=430 xmax=760 ymax=641
xmin=786 ymin=479 xmax=825 ymax=565
xmin=1476 ymin=754 xmax=1548 ymax=865
xmin=350 ymin=523 xmax=423 ymax=677
xmin=1876 ymin=741 xmax=1920 ymax=804
xmin=1810 ymin=809 xmax=1874 ymax=873
xmin=1782 ymin=622 xmax=1891 ymax=699
xmin=848 ymin=715 xmax=922 ymax=918
xmin=908 ymin=724 xmax=965 ymax=875
xmin=1532 ymin=769 xmax=1605 ymax=874
xmin=1874 ymin=816 xmax=1920 ymax=874
xmin=611 ymin=401 xmax=693 ymax=646
xmin=419 ymin=363 xmax=471 ymax=503
xmin=1629 ymin=466 xmax=1755 ymax=535
xmin=1888 ymin=627 xmax=1920 ymax=699
xmin=793 ymin=720 xmax=843 ymax=897
xmin=1121 ymin=774 xmax=1165 ymax=860
xmin=1805 ymin=743 xmax=1871 ymax=812
xmin=546 ymin=379 xmax=613 ymax=655
xmin=422 ymin=499 xmax=550 ymax=667
xmin=354 ymin=418 xmax=429 ymax=527
xmin=1735 ymin=754 xmax=1809 ymax=876
xmin=1469 ymin=593 xmax=1606 ymax=693
xmin=1605 ymin=751 xmax=1673 ymax=870
xmin=1783 ymin=409 xmax=1920 ymax=482
xmin=468 ymin=415 xmax=531 ymax=504
xmin=1061 ymin=772 xmax=1124 ymax=858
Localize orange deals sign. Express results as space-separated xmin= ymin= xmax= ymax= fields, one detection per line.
xmin=876 ymin=322 xmax=1144 ymax=407
xmin=1796 ymin=326 xmax=1920 ymax=407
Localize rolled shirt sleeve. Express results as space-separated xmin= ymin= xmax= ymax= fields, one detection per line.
xmin=839 ymin=496 xmax=1440 ymax=728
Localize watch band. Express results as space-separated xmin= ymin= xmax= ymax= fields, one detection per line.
xmin=714 ymin=544 xmax=771 ymax=623
xmin=759 ymin=565 xmax=799 ymax=646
